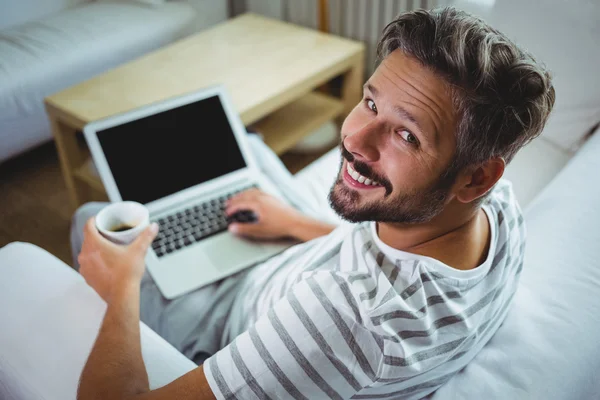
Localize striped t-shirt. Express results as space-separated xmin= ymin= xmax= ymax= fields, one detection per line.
xmin=204 ymin=179 xmax=525 ymax=399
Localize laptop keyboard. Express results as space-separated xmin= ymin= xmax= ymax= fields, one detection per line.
xmin=150 ymin=184 xmax=257 ymax=258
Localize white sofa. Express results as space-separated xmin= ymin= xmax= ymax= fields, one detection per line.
xmin=0 ymin=0 xmax=227 ymax=163
xmin=1 ymin=126 xmax=600 ymax=399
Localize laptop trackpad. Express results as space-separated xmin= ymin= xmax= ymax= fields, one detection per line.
xmin=203 ymin=233 xmax=269 ymax=271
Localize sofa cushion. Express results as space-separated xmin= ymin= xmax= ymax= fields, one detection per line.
xmin=0 ymin=0 xmax=90 ymax=31
xmin=451 ymin=0 xmax=600 ymax=151
xmin=0 ymin=242 xmax=196 ymax=400
xmin=0 ymin=0 xmax=195 ymax=162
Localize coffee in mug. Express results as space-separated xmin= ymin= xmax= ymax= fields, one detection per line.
xmin=109 ymin=224 xmax=136 ymax=233
xmin=95 ymin=201 xmax=150 ymax=244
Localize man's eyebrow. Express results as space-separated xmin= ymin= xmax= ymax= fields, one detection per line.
xmin=364 ymin=82 xmax=378 ymax=96
xmin=364 ymin=82 xmax=426 ymax=136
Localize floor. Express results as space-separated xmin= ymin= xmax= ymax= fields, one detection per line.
xmin=0 ymin=141 xmax=327 ymax=267
xmin=0 ymin=135 xmax=573 ymax=268
xmin=1 ymin=143 xmax=74 ymax=265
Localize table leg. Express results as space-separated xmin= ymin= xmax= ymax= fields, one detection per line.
xmin=49 ymin=116 xmax=87 ymax=211
xmin=339 ymin=52 xmax=365 ymax=124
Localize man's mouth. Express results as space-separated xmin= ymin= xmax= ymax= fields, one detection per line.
xmin=344 ymin=163 xmax=383 ymax=188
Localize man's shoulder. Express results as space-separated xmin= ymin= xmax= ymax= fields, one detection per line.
xmin=488 ymin=178 xmax=518 ymax=205
xmin=290 ymin=267 xmax=381 ymax=315
xmin=484 ymin=179 xmax=527 ymax=276
xmin=487 ymin=178 xmax=524 ymax=224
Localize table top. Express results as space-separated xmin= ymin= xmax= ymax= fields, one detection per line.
xmin=45 ymin=13 xmax=364 ymax=128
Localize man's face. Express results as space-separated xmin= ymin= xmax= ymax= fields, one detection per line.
xmin=329 ymin=50 xmax=458 ymax=224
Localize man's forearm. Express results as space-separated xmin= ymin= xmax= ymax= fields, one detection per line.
xmin=289 ymin=214 xmax=336 ymax=242
xmin=78 ymin=283 xmax=149 ymax=400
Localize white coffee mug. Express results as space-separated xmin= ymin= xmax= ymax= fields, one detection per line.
xmin=95 ymin=201 xmax=150 ymax=245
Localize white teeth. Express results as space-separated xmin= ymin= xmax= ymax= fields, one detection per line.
xmin=346 ymin=163 xmax=379 ymax=186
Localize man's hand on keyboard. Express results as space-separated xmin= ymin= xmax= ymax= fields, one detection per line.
xmin=225 ymin=188 xmax=304 ymax=240
xmin=225 ymin=188 xmax=337 ymax=242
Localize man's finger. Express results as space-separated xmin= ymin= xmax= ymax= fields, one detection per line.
xmin=84 ymin=217 xmax=102 ymax=239
xmin=225 ymin=201 xmax=259 ymax=216
xmin=83 ymin=217 xmax=119 ymax=250
xmin=132 ymin=223 xmax=159 ymax=251
xmin=228 ymin=222 xmax=261 ymax=237
xmin=227 ymin=188 xmax=261 ymax=205
xmin=227 ymin=222 xmax=264 ymax=239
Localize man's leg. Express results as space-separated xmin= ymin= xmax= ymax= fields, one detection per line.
xmin=70 ymin=203 xmax=246 ymax=364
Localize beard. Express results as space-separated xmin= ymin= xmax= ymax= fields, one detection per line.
xmin=328 ymin=144 xmax=458 ymax=224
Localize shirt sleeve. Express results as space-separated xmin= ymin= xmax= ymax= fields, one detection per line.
xmin=203 ymin=271 xmax=380 ymax=400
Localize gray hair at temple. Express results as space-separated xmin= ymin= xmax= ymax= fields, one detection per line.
xmin=377 ymin=7 xmax=556 ymax=181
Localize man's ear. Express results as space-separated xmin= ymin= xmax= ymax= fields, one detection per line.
xmin=455 ymin=157 xmax=505 ymax=203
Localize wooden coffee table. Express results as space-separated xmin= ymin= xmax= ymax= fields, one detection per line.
xmin=45 ymin=13 xmax=365 ymax=211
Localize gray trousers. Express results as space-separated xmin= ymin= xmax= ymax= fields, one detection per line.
xmin=69 ymin=135 xmax=321 ymax=364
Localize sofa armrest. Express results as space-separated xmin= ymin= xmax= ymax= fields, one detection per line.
xmin=0 ymin=242 xmax=196 ymax=400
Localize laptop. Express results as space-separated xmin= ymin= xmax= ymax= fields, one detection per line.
xmin=83 ymin=85 xmax=293 ymax=299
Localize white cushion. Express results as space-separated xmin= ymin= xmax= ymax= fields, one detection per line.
xmin=451 ymin=0 xmax=600 ymax=151
xmin=0 ymin=0 xmax=195 ymax=162
xmin=0 ymin=242 xmax=196 ymax=400
xmin=0 ymin=0 xmax=90 ymax=31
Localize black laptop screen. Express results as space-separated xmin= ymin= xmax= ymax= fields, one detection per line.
xmin=96 ymin=95 xmax=247 ymax=204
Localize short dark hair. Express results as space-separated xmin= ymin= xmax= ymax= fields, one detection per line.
xmin=377 ymin=7 xmax=555 ymax=177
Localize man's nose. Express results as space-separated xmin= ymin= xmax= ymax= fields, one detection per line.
xmin=344 ymin=119 xmax=382 ymax=162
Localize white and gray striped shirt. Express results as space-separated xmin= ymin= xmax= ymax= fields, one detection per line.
xmin=204 ymin=179 xmax=525 ymax=399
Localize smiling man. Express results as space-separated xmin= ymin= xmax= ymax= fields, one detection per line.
xmin=75 ymin=7 xmax=555 ymax=400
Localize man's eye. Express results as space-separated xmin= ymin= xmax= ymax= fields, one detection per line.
xmin=366 ymin=99 xmax=377 ymax=113
xmin=398 ymin=130 xmax=418 ymax=145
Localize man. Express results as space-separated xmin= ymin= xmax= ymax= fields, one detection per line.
xmin=74 ymin=7 xmax=555 ymax=399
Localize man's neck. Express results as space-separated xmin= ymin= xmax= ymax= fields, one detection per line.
xmin=376 ymin=200 xmax=490 ymax=271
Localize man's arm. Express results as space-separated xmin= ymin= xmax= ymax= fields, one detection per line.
xmin=77 ymin=283 xmax=215 ymax=400
xmin=77 ymin=283 xmax=148 ymax=399
xmin=285 ymin=213 xmax=337 ymax=242
xmin=77 ymin=219 xmax=216 ymax=400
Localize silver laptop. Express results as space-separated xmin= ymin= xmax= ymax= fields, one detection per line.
xmin=83 ymin=85 xmax=293 ymax=299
